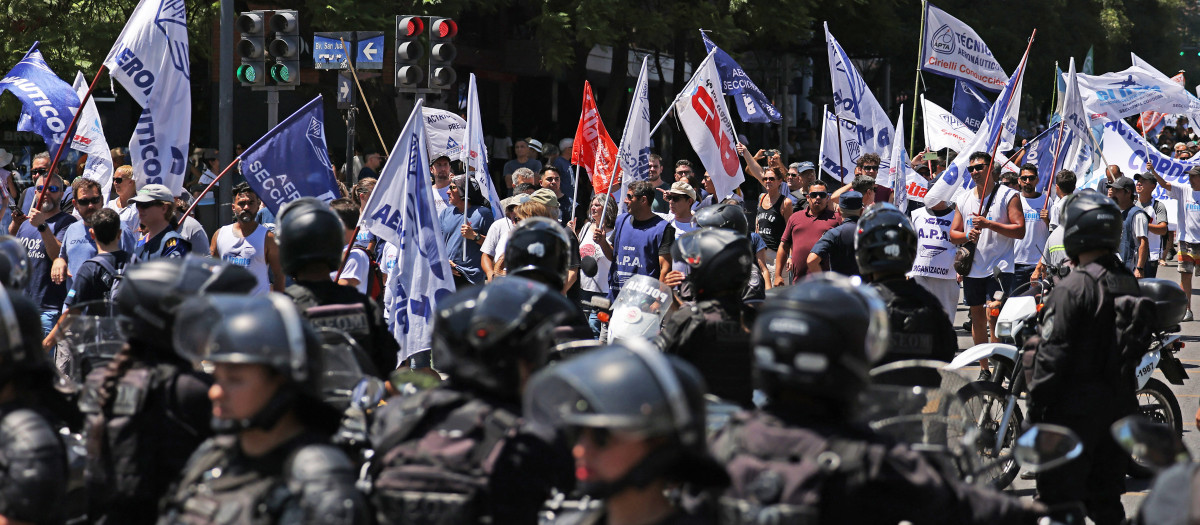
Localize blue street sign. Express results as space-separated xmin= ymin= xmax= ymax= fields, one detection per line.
xmin=356 ymin=32 xmax=385 ymax=70
xmin=313 ymin=32 xmax=353 ymax=70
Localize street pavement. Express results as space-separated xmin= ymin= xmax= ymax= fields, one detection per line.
xmin=949 ymin=259 xmax=1200 ymax=520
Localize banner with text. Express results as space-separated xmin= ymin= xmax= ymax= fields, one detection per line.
xmin=920 ymin=3 xmax=1009 ymax=91
xmin=239 ymin=96 xmax=340 ymax=215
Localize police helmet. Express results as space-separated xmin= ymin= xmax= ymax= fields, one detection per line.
xmin=855 ymin=203 xmax=918 ymax=276
xmin=751 ymin=273 xmax=889 ymax=413
xmin=524 ymin=339 xmax=728 ymax=495
xmin=505 ymin=217 xmax=572 ymax=291
xmin=693 ymin=203 xmax=749 ymax=235
xmin=0 ymin=285 xmax=53 ymax=385
xmin=0 ymin=236 xmax=30 ymax=291
xmin=276 ymin=197 xmax=345 ymax=275
xmin=433 ymin=277 xmax=583 ymax=400
xmin=115 ymin=257 xmax=257 ymax=350
xmin=1060 ymin=189 xmax=1121 ymax=260
xmin=672 ymin=227 xmax=753 ymax=299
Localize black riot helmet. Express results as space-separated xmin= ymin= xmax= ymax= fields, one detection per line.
xmin=855 ymin=203 xmax=918 ymax=277
xmin=693 ymin=202 xmax=749 ymax=235
xmin=433 ymin=276 xmax=585 ymax=401
xmin=0 ymin=236 xmax=30 ymax=291
xmin=524 ymin=339 xmax=729 ymax=497
xmin=115 ymin=257 xmax=257 ymax=351
xmin=174 ymin=293 xmax=329 ymax=433
xmin=1060 ymin=189 xmax=1121 ymax=260
xmin=276 ymin=197 xmax=346 ymax=275
xmin=751 ymin=273 xmax=889 ymax=419
xmin=671 ymin=227 xmax=753 ymax=299
xmin=505 ymin=217 xmax=573 ymax=291
xmin=0 ymin=285 xmax=54 ymax=390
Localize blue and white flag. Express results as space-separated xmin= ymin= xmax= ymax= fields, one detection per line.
xmin=1019 ymin=123 xmax=1064 ymax=193
xmin=73 ymin=72 xmax=114 ymax=204
xmin=951 ymin=79 xmax=990 ymax=132
xmin=362 ymin=100 xmax=455 ymax=361
xmin=0 ymin=44 xmax=81 ymax=152
xmin=920 ymin=4 xmax=1009 ymax=91
xmin=1097 ymin=119 xmax=1200 ymax=197
xmin=818 ymin=107 xmax=885 ymax=183
xmin=103 ymin=0 xmax=191 ymax=194
xmin=825 ymin=23 xmax=893 ymax=158
xmin=924 ymin=47 xmax=1030 ymax=206
xmin=701 ymin=31 xmax=782 ymax=123
xmin=1075 ymin=65 xmax=1200 ymax=124
xmin=615 ymin=56 xmax=653 ymax=214
xmin=885 ymin=106 xmax=912 ymax=211
xmin=240 ymin=96 xmax=340 ymax=215
xmin=461 ymin=74 xmax=503 ymax=221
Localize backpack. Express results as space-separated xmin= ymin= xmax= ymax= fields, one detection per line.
xmin=871 ymin=282 xmax=955 ymax=364
xmin=1077 ymin=262 xmax=1157 ymax=391
xmin=368 ymin=388 xmax=521 ymax=525
xmin=91 ymin=254 xmax=128 ymax=306
xmin=351 ymin=247 xmax=385 ymax=303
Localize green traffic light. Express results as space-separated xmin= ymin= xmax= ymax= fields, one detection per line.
xmin=237 ymin=64 xmax=257 ymax=83
xmin=270 ymin=64 xmax=292 ymax=83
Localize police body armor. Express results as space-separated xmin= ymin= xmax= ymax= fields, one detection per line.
xmin=0 ymin=406 xmax=69 ymax=524
xmin=711 ymin=412 xmax=868 ymax=525
xmin=286 ymin=284 xmax=382 ymax=377
xmin=369 ymin=388 xmax=522 ymax=525
xmin=659 ymin=299 xmax=752 ymax=407
xmin=870 ymin=281 xmax=954 ymax=365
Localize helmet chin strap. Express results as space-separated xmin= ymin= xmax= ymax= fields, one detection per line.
xmin=211 ymin=387 xmax=298 ymax=435
xmin=577 ymin=445 xmax=681 ymax=500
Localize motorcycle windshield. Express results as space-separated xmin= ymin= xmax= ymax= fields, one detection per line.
xmin=608 ymin=275 xmax=674 ymax=343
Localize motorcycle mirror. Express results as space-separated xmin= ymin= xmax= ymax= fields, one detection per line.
xmin=1013 ymin=423 xmax=1083 ymax=473
xmin=349 ymin=377 xmax=387 ymax=410
xmin=1110 ymin=415 xmax=1191 ymax=471
xmin=580 ymin=256 xmax=598 ymax=278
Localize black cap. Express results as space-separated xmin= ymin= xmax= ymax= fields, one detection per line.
xmin=1110 ymin=177 xmax=1135 ymax=192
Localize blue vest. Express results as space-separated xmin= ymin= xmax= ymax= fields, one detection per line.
xmin=608 ymin=213 xmax=669 ymax=299
xmin=1119 ymin=206 xmax=1148 ymax=270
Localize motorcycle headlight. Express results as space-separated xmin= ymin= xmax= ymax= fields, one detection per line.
xmin=996 ymin=321 xmax=1013 ymax=338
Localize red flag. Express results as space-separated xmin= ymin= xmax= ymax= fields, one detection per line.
xmin=572 ymin=81 xmax=622 ymax=193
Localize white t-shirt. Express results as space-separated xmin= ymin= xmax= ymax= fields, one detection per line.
xmin=666 ymin=215 xmax=698 ymax=240
xmin=1014 ymin=194 xmax=1049 ymax=266
xmin=433 ymin=185 xmax=451 ymax=216
xmin=956 ymin=185 xmax=1020 ymax=278
xmin=1138 ymin=198 xmax=1168 ymax=261
xmin=332 ymin=247 xmax=369 ymax=295
xmin=578 ymin=221 xmax=614 ymax=294
xmin=908 ymin=206 xmax=956 ymax=280
xmin=1048 ymin=196 xmax=1065 ymax=231
xmin=106 ymin=199 xmax=141 ymax=235
xmin=1166 ymin=183 xmax=1200 ymax=244
xmin=481 ymin=218 xmax=514 ymax=258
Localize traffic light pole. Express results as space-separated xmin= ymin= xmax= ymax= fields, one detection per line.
xmin=267 ymin=89 xmax=279 ymax=128
xmin=346 ymin=87 xmax=357 ymax=185
xmin=218 ymin=0 xmax=234 ymax=226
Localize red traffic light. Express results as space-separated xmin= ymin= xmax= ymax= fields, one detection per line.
xmin=398 ymin=16 xmax=424 ymax=38
xmin=432 ymin=18 xmax=457 ymax=39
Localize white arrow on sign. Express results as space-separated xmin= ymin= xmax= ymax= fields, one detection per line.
xmin=339 ymin=81 xmax=350 ymax=101
xmin=361 ymin=42 xmax=378 ymax=61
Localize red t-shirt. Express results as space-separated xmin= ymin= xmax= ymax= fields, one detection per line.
xmin=781 ymin=207 xmax=841 ymax=283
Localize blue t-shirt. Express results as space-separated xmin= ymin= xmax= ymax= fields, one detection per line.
xmin=749 ymin=232 xmax=767 ymax=254
xmin=59 ymin=221 xmax=137 ymax=278
xmin=439 ymin=205 xmax=494 ymax=285
xmin=63 ymin=251 xmax=131 ymax=311
xmin=607 ymin=213 xmax=674 ymax=299
xmin=17 ymin=212 xmax=76 ymax=308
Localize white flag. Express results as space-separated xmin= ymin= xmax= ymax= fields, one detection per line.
xmin=921 ymin=96 xmax=974 ymax=152
xmin=461 ymin=74 xmax=503 ymax=221
xmin=826 ymin=23 xmax=894 ymax=157
xmin=1075 ymin=66 xmax=1200 ymax=123
xmin=72 ymin=72 xmax=114 ymax=204
xmin=818 ymin=108 xmax=881 ymax=182
xmin=361 ymin=100 xmax=455 ymax=361
xmin=919 ymin=4 xmax=1009 ymax=91
xmin=615 ymin=56 xmax=653 ymax=213
xmin=103 ymin=0 xmax=191 ymax=195
xmin=886 ymin=106 xmax=911 ymax=211
xmin=424 ymin=108 xmax=466 ymax=161
xmin=674 ymin=50 xmax=745 ymax=200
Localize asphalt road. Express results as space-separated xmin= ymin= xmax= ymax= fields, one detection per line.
xmin=948 ymin=260 xmax=1200 ymax=520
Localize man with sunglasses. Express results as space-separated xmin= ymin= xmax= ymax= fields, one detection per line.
xmin=18 ymin=153 xmax=73 ymax=216
xmin=831 ymin=154 xmax=894 ymax=205
xmin=1013 ymin=164 xmax=1050 ymax=285
xmin=9 ymin=169 xmax=76 ymax=336
xmin=775 ymin=180 xmax=840 ymax=286
xmin=104 ymin=165 xmax=140 ymax=234
xmin=131 ymin=184 xmax=190 ymax=262
xmin=597 ymin=180 xmax=674 ymax=299
xmin=50 ymin=178 xmax=135 ymax=289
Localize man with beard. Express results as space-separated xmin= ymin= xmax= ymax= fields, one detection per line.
xmin=210 ymin=182 xmax=285 ymax=294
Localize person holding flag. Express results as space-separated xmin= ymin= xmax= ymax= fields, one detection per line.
xmin=442 ymin=174 xmax=494 ymax=288
xmin=597 ymin=180 xmax=674 ymax=300
xmin=9 ymin=168 xmax=75 ymax=335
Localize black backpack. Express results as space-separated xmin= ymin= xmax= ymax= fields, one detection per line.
xmin=871 ymin=282 xmax=956 ymax=364
xmin=91 ymin=254 xmax=128 ymax=307
xmin=1077 ymin=263 xmax=1157 ymax=390
xmin=368 ymin=388 xmax=520 ymax=525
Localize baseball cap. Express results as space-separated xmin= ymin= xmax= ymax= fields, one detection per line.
xmin=526 ymin=138 xmax=543 ymax=154
xmin=1133 ymin=172 xmax=1156 ymax=183
xmin=130 ymin=184 xmax=174 ymax=204
xmin=795 ymin=161 xmax=816 ymax=173
xmin=666 ymin=181 xmax=697 ymax=201
xmin=502 ymin=193 xmax=531 ymax=209
xmin=1110 ymin=177 xmax=1135 ymax=192
xmin=530 ymin=188 xmax=559 ymax=208
xmin=839 ymin=191 xmax=863 ymax=210
xmin=431 ymin=154 xmax=452 ymax=165
xmin=450 ymin=174 xmax=481 ymax=195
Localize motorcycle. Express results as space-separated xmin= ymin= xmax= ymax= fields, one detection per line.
xmin=1111 ymin=416 xmax=1195 ymax=525
xmin=583 ymin=274 xmax=674 ymax=344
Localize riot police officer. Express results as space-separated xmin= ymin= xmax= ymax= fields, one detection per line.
xmin=855 ymin=203 xmax=957 ymax=374
xmin=0 ymin=285 xmax=76 ymax=525
xmin=0 ymin=235 xmax=30 ymax=290
xmin=525 ymin=339 xmax=730 ymax=525
xmin=657 ymin=227 xmax=755 ymax=406
xmin=367 ymin=277 xmax=580 ymax=525
xmin=506 ymin=216 xmax=578 ymax=291
xmin=81 ymin=257 xmax=256 ymax=525
xmin=693 ymin=202 xmax=765 ymax=302
xmin=1028 ymin=190 xmax=1137 ymax=525
xmin=276 ymin=197 xmax=398 ymax=377
xmin=160 ymin=293 xmax=369 ymax=524
xmin=710 ymin=273 xmax=1048 ymax=524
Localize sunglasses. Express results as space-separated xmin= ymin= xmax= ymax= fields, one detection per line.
xmin=676 ymin=170 xmax=692 ymax=175
xmin=36 ymin=184 xmax=60 ymax=193
xmin=135 ymin=201 xmax=163 ymax=209
xmin=967 ymin=164 xmax=988 ymax=173
xmin=448 ymin=185 xmax=458 ymax=191
xmin=667 ymin=195 xmax=690 ymax=202
xmin=762 ymin=177 xmax=777 ymax=182
xmin=30 ymin=168 xmax=48 ymax=176
xmin=1018 ymin=175 xmax=1037 ymax=181
xmin=77 ymin=196 xmax=102 ymax=207
xmin=860 ymin=165 xmax=880 ymax=171
xmin=808 ymin=191 xmax=829 ymax=199
xmin=112 ymin=177 xmax=124 ymax=184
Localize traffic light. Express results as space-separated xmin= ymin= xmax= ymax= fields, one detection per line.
xmin=395 ymin=16 xmax=425 ymax=89
xmin=236 ymin=11 xmax=266 ymax=86
xmin=429 ymin=17 xmax=457 ymax=89
xmin=268 ymin=10 xmax=300 ymax=86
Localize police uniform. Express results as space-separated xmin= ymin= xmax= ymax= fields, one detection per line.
xmin=1028 ymin=254 xmax=1136 ymax=524
xmin=136 ymin=224 xmax=190 ymax=262
xmin=809 ymin=215 xmax=860 ymax=276
xmin=0 ymin=406 xmax=69 ymax=524
xmin=870 ymin=277 xmax=958 ymax=366
xmin=658 ymin=297 xmax=752 ymax=407
xmin=286 ymin=279 xmax=398 ymax=377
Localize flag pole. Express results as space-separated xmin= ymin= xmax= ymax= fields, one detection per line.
xmin=1044 ymin=120 xmax=1069 ymax=211
xmin=909 ymin=0 xmax=928 ymax=153
xmin=834 ymin=114 xmax=846 ymax=182
xmin=33 ymin=65 xmax=108 ymax=211
xmin=817 ymin=104 xmax=828 ymax=181
xmin=978 ymin=29 xmax=1036 ymax=216
xmin=571 ymin=164 xmax=582 ymax=230
xmin=177 ymin=157 xmax=242 ymax=227
xmin=339 ymin=39 xmax=390 ymax=157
